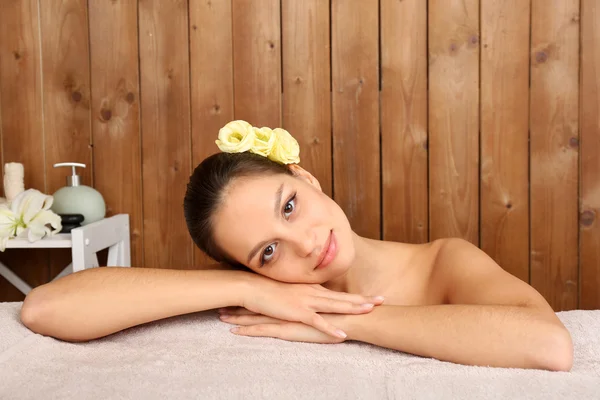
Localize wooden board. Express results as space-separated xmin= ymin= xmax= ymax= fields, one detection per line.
xmin=139 ymin=0 xmax=193 ymax=269
xmin=40 ymin=0 xmax=93 ymax=193
xmin=232 ymin=0 xmax=281 ymax=127
xmin=189 ymin=0 xmax=234 ymax=268
xmin=88 ymin=0 xmax=143 ymax=268
xmin=480 ymin=0 xmax=530 ymax=282
xmin=331 ymin=0 xmax=380 ymax=239
xmin=580 ymin=0 xmax=600 ymax=310
xmin=380 ymin=0 xmax=428 ymax=243
xmin=0 ymin=0 xmax=49 ymax=301
xmin=282 ymin=0 xmax=332 ymax=197
xmin=529 ymin=0 xmax=580 ymax=311
xmin=428 ymin=0 xmax=479 ymax=245
xmin=39 ymin=0 xmax=94 ymax=281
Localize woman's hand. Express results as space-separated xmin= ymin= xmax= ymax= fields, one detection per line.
xmin=238 ymin=276 xmax=383 ymax=339
xmin=218 ymin=308 xmax=347 ymax=344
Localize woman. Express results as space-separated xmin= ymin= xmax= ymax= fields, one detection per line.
xmin=20 ymin=121 xmax=572 ymax=371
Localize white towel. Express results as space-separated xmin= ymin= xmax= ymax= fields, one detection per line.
xmin=0 ymin=302 xmax=599 ymax=400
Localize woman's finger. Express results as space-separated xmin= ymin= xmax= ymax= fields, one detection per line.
xmin=218 ymin=307 xmax=258 ymax=316
xmin=310 ymin=297 xmax=377 ymax=314
xmin=324 ymin=291 xmax=385 ymax=306
xmin=220 ymin=314 xmax=282 ymax=326
xmin=217 ymin=307 xmax=240 ymax=314
xmin=231 ymin=324 xmax=281 ymax=339
xmin=300 ymin=313 xmax=347 ymax=339
xmin=308 ymin=285 xmax=385 ymax=306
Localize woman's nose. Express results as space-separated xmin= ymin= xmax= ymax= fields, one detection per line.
xmin=293 ymin=229 xmax=317 ymax=257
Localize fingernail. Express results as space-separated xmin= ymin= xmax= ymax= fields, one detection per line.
xmin=361 ymin=303 xmax=374 ymax=309
xmin=220 ymin=314 xmax=230 ymax=319
xmin=230 ymin=327 xmax=239 ymax=333
xmin=374 ymin=296 xmax=385 ymax=302
xmin=335 ymin=329 xmax=347 ymax=339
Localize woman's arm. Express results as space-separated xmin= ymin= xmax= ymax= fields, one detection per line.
xmin=21 ymin=266 xmax=383 ymax=342
xmin=222 ymin=239 xmax=573 ymax=371
xmin=343 ymin=238 xmax=572 ymax=370
xmin=21 ymin=267 xmax=250 ymax=342
xmin=219 ymin=304 xmax=571 ymax=371
xmin=338 ymin=303 xmax=572 ymax=371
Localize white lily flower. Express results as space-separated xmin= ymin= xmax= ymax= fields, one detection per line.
xmin=0 ymin=189 xmax=62 ymax=251
xmin=0 ymin=205 xmax=20 ymax=251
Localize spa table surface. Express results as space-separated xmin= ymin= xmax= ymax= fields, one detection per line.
xmin=1 ymin=302 xmax=599 ymax=400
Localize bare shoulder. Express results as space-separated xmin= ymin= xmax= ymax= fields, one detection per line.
xmin=429 ymin=238 xmax=555 ymax=311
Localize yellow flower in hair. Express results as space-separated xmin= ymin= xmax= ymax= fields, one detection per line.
xmin=268 ymin=128 xmax=300 ymax=164
xmin=251 ymin=127 xmax=277 ymax=157
xmin=215 ymin=120 xmax=300 ymax=165
xmin=215 ymin=120 xmax=255 ymax=153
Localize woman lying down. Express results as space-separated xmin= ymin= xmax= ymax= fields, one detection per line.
xmin=20 ymin=120 xmax=573 ymax=372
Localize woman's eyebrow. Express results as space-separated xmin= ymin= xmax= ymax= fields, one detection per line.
xmin=246 ymin=183 xmax=285 ymax=264
xmin=273 ymin=183 xmax=284 ymax=219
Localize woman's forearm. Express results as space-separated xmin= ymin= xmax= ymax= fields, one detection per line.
xmin=21 ymin=267 xmax=253 ymax=342
xmin=338 ymin=304 xmax=573 ymax=371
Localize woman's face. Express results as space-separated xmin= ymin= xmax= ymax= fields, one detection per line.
xmin=212 ymin=166 xmax=355 ymax=283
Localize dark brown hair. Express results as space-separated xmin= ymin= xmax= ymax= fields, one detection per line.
xmin=183 ymin=152 xmax=292 ymax=265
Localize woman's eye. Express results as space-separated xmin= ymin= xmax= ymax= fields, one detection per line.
xmin=261 ymin=243 xmax=277 ymax=265
xmin=284 ymin=196 xmax=295 ymax=218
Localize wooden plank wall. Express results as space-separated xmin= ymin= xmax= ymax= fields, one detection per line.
xmin=0 ymin=0 xmax=598 ymax=311
xmin=480 ymin=0 xmax=530 ymax=284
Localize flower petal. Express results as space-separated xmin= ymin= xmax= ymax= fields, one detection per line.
xmin=26 ymin=224 xmax=49 ymax=242
xmin=31 ymin=210 xmax=62 ymax=235
xmin=268 ymin=128 xmax=300 ymax=164
xmin=11 ymin=189 xmax=50 ymax=224
xmin=0 ymin=206 xmax=18 ymax=237
xmin=251 ymin=127 xmax=277 ymax=157
xmin=215 ymin=120 xmax=256 ymax=153
xmin=0 ymin=235 xmax=8 ymax=252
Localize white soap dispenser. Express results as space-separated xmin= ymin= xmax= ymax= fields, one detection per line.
xmin=51 ymin=162 xmax=106 ymax=225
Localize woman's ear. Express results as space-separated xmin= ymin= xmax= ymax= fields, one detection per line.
xmin=287 ymin=164 xmax=322 ymax=192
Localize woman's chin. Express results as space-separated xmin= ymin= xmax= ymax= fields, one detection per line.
xmin=320 ymin=259 xmax=352 ymax=280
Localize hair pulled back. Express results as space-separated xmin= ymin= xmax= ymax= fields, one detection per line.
xmin=183 ymin=152 xmax=292 ymax=264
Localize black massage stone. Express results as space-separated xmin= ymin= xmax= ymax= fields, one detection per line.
xmin=59 ymin=214 xmax=85 ymax=233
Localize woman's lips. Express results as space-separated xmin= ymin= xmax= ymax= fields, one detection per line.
xmin=315 ymin=230 xmax=337 ymax=269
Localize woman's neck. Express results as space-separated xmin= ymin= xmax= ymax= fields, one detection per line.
xmin=324 ymin=232 xmax=404 ymax=293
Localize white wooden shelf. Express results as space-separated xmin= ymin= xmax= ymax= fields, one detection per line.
xmin=6 ymin=234 xmax=73 ymax=249
xmin=0 ymin=214 xmax=131 ymax=295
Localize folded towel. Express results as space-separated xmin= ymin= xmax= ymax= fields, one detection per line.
xmin=0 ymin=302 xmax=598 ymax=400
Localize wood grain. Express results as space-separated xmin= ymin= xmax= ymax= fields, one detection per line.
xmin=189 ymin=0 xmax=234 ymax=267
xmin=88 ymin=0 xmax=143 ymax=268
xmin=480 ymin=0 xmax=530 ymax=282
xmin=0 ymin=0 xmax=49 ymax=301
xmin=381 ymin=0 xmax=428 ymax=243
xmin=529 ymin=0 xmax=580 ymax=311
xmin=428 ymin=0 xmax=479 ymax=245
xmin=39 ymin=0 xmax=93 ymax=281
xmin=0 ymin=0 xmax=598 ymax=307
xmin=139 ymin=0 xmax=193 ymax=269
xmin=282 ymin=0 xmax=332 ymax=197
xmin=40 ymin=0 xmax=93 ymax=193
xmin=232 ymin=0 xmax=281 ymax=127
xmin=580 ymin=0 xmax=600 ymax=310
xmin=331 ymin=0 xmax=380 ymax=239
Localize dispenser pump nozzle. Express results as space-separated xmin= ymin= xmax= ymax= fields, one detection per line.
xmin=53 ymin=162 xmax=86 ymax=187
